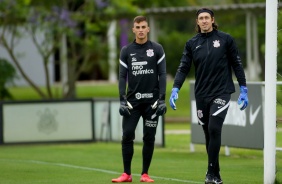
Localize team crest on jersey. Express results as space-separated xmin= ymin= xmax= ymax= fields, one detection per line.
xmin=146 ymin=49 xmax=154 ymax=57
xmin=213 ymin=40 xmax=220 ymax=48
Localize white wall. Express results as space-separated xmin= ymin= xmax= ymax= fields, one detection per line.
xmin=0 ymin=28 xmax=54 ymax=86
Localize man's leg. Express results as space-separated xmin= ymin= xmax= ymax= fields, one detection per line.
xmin=138 ymin=104 xmax=158 ymax=182
xmin=202 ymin=124 xmax=210 ymax=153
xmin=207 ymin=116 xmax=224 ymax=175
xmin=122 ymin=109 xmax=141 ymax=175
xmin=141 ymin=105 xmax=158 ymax=175
xmin=206 ymin=94 xmax=230 ymax=183
xmin=112 ymin=108 xmax=141 ymax=183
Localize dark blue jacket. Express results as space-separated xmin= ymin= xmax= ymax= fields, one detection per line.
xmin=174 ymin=30 xmax=246 ymax=98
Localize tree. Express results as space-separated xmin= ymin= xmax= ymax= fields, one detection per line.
xmin=0 ymin=0 xmax=139 ymax=99
xmin=0 ymin=0 xmax=72 ymax=99
xmin=0 ymin=58 xmax=17 ymax=100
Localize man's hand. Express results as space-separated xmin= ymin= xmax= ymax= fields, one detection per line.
xmin=119 ymin=96 xmax=133 ymax=117
xmin=169 ymin=88 xmax=179 ymax=110
xmin=237 ymin=86 xmax=248 ymax=110
xmin=151 ymin=100 xmax=167 ymax=116
xmin=157 ymin=100 xmax=167 ymax=116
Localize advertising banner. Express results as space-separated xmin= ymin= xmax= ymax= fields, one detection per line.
xmin=2 ymin=100 xmax=93 ymax=143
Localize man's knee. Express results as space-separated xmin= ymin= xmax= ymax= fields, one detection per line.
xmin=143 ymin=134 xmax=155 ymax=145
xmin=122 ymin=133 xmax=135 ymax=143
xmin=209 ymin=116 xmax=224 ymax=135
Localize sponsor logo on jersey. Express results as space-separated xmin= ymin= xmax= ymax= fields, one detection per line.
xmin=135 ymin=92 xmax=153 ymax=99
xmin=146 ymin=49 xmax=154 ymax=57
xmin=213 ymin=98 xmax=226 ymax=106
xmin=131 ymin=61 xmax=154 ymax=76
xmin=213 ymin=40 xmax=220 ymax=48
xmin=132 ymin=69 xmax=154 ymax=76
xmin=130 ymin=53 xmax=136 ymax=56
xmin=132 ymin=61 xmax=147 ymax=65
xmin=132 ymin=57 xmax=137 ymax=62
xmin=145 ymin=119 xmax=157 ymax=127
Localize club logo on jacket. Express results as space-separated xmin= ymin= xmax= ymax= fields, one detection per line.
xmin=146 ymin=49 xmax=154 ymax=57
xmin=213 ymin=40 xmax=220 ymax=48
xmin=197 ymin=110 xmax=203 ymax=118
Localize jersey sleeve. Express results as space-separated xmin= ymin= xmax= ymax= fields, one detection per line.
xmin=156 ymin=44 xmax=166 ymax=100
xmin=173 ymin=41 xmax=193 ymax=90
xmin=118 ymin=46 xmax=128 ymax=99
xmin=227 ymin=35 xmax=247 ymax=87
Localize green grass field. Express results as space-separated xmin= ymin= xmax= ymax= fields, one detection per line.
xmin=3 ymin=81 xmax=282 ymax=183
xmin=0 ymin=122 xmax=282 ymax=183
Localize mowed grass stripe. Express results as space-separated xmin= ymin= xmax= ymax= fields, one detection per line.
xmin=0 ymin=158 xmax=202 ymax=183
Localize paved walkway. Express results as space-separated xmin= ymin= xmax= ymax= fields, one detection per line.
xmin=165 ymin=130 xmax=190 ymax=134
xmin=166 ymin=128 xmax=282 ymax=134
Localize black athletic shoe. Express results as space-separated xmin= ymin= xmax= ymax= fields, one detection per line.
xmin=205 ymin=174 xmax=214 ymax=184
xmin=213 ymin=176 xmax=223 ymax=184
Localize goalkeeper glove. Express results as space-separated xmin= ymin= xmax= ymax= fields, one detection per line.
xmin=169 ymin=88 xmax=179 ymax=110
xmin=119 ymin=95 xmax=133 ymax=117
xmin=237 ymin=86 xmax=248 ymax=110
xmin=151 ymin=99 xmax=167 ymax=116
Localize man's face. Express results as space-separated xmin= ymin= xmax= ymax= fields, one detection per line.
xmin=196 ymin=12 xmax=214 ymax=33
xmin=132 ymin=21 xmax=149 ymax=40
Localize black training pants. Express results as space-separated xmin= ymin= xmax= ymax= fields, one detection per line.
xmin=196 ymin=94 xmax=231 ymax=175
xmin=121 ymin=102 xmax=159 ymax=175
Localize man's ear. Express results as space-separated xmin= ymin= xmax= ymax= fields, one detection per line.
xmin=211 ymin=17 xmax=215 ymax=23
xmin=196 ymin=18 xmax=199 ymax=25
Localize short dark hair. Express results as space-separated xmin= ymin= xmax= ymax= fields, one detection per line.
xmin=195 ymin=8 xmax=218 ymax=33
xmin=133 ymin=16 xmax=147 ymax=25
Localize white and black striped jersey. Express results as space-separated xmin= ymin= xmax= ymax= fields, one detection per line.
xmin=174 ymin=30 xmax=246 ymax=98
xmin=119 ymin=40 xmax=166 ymax=103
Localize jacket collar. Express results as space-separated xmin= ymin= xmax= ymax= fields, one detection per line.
xmin=200 ymin=29 xmax=216 ymax=37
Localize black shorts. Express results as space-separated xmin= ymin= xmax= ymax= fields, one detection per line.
xmin=195 ymin=94 xmax=231 ymax=125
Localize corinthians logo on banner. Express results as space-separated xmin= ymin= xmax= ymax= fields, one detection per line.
xmin=37 ymin=108 xmax=58 ymax=134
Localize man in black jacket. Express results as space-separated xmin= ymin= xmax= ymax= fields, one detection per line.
xmin=169 ymin=8 xmax=248 ymax=184
xmin=112 ymin=15 xmax=166 ymax=183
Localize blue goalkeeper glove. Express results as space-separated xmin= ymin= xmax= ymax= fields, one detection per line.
xmin=237 ymin=86 xmax=248 ymax=110
xmin=169 ymin=88 xmax=179 ymax=110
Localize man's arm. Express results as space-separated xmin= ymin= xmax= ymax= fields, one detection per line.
xmin=118 ymin=46 xmax=128 ymax=99
xmin=150 ymin=44 xmax=167 ymax=116
xmin=173 ymin=42 xmax=193 ymax=89
xmin=227 ymin=35 xmax=248 ymax=110
xmin=118 ymin=46 xmax=134 ymax=116
xmin=227 ymin=35 xmax=246 ymax=87
xmin=157 ymin=45 xmax=166 ymax=100
xmin=170 ymin=41 xmax=193 ymax=110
